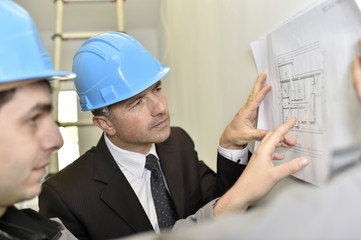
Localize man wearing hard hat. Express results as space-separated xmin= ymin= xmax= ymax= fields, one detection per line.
xmin=39 ymin=32 xmax=307 ymax=239
xmin=0 ymin=0 xmax=76 ymax=239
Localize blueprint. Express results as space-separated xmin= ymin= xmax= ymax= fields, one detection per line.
xmin=251 ymin=0 xmax=361 ymax=185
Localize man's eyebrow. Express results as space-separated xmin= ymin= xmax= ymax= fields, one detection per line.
xmin=126 ymin=93 xmax=144 ymax=107
xmin=125 ymin=82 xmax=162 ymax=107
xmin=23 ymin=102 xmax=53 ymax=116
xmin=34 ymin=103 xmax=53 ymax=112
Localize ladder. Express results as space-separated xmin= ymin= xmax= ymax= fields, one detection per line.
xmin=53 ymin=0 xmax=125 ymax=71
xmin=50 ymin=0 xmax=125 ymax=173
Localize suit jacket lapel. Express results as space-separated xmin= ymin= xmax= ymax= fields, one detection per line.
xmin=92 ymin=135 xmax=153 ymax=233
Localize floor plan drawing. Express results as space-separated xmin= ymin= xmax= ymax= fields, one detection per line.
xmin=277 ymin=42 xmax=324 ymax=134
xmin=276 ymin=42 xmax=325 ymax=160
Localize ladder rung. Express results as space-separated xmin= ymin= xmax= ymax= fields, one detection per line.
xmin=58 ymin=120 xmax=94 ymax=127
xmin=61 ymin=31 xmax=115 ymax=39
xmin=64 ymin=0 xmax=116 ymax=3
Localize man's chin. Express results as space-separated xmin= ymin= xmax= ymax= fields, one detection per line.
xmin=154 ymin=126 xmax=171 ymax=143
xmin=21 ymin=185 xmax=41 ymax=203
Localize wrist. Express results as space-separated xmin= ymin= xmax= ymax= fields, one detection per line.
xmin=219 ymin=137 xmax=247 ymax=150
xmin=219 ymin=132 xmax=248 ymax=150
xmin=213 ymin=187 xmax=250 ymax=217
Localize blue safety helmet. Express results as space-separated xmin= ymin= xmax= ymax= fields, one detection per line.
xmin=72 ymin=32 xmax=170 ymax=111
xmin=0 ymin=0 xmax=74 ymax=88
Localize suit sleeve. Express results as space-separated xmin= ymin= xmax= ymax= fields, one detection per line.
xmin=196 ymin=153 xmax=248 ymax=204
xmin=38 ymin=182 xmax=89 ymax=240
xmin=215 ymin=152 xmax=249 ymax=196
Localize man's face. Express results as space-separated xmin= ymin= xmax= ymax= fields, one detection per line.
xmin=107 ymin=81 xmax=171 ymax=153
xmin=0 ymin=81 xmax=63 ymax=206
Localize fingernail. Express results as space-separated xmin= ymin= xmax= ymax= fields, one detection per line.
xmin=298 ymin=158 xmax=308 ymax=167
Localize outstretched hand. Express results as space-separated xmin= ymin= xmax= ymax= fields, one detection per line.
xmin=219 ymin=71 xmax=295 ymax=150
xmin=214 ymin=117 xmax=308 ymax=216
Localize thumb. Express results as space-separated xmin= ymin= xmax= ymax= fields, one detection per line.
xmin=251 ymin=129 xmax=269 ymax=141
xmin=272 ymin=157 xmax=308 ymax=182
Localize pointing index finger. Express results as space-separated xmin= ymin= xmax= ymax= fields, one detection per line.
xmin=260 ymin=117 xmax=297 ymax=152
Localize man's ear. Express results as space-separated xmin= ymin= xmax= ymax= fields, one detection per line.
xmin=92 ymin=116 xmax=116 ymax=136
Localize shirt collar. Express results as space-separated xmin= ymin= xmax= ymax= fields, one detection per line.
xmin=104 ymin=133 xmax=158 ymax=178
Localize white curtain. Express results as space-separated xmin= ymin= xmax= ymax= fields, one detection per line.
xmin=159 ymin=0 xmax=315 ymax=170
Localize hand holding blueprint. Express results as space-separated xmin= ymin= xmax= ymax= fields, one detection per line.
xmin=251 ymin=0 xmax=361 ymax=185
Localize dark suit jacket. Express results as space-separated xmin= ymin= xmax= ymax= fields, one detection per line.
xmin=38 ymin=127 xmax=247 ymax=240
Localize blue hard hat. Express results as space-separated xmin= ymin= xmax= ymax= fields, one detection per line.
xmin=72 ymin=32 xmax=170 ymax=111
xmin=0 ymin=0 xmax=74 ymax=86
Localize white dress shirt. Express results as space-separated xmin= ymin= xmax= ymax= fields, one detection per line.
xmin=104 ymin=133 xmax=248 ymax=233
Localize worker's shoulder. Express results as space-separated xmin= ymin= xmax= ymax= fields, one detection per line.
xmin=163 ymin=126 xmax=194 ymax=148
xmin=170 ymin=126 xmax=191 ymax=139
xmin=43 ymin=147 xmax=98 ymax=186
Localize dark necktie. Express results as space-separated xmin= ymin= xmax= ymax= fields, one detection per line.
xmin=145 ymin=154 xmax=178 ymax=229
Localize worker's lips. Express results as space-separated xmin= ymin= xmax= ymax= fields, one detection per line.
xmin=33 ymin=161 xmax=49 ymax=178
xmin=152 ymin=118 xmax=169 ymax=129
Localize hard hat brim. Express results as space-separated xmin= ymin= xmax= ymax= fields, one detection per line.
xmin=0 ymin=71 xmax=76 ymax=92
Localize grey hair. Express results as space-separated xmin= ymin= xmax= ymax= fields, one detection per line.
xmin=91 ymin=106 xmax=115 ymax=121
